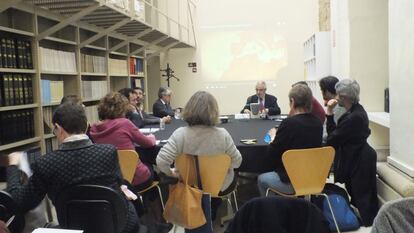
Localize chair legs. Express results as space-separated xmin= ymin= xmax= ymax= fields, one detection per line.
xmin=220 ymin=190 xmax=238 ymax=226
xmin=320 ymin=193 xmax=341 ymax=233
xmin=155 ymin=185 xmax=165 ymax=210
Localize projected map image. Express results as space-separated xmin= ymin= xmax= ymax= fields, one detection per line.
xmin=200 ymin=29 xmax=288 ymax=82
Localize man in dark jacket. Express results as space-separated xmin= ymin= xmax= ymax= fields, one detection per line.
xmin=241 ymin=81 xmax=281 ymax=116
xmin=153 ymin=87 xmax=175 ymax=118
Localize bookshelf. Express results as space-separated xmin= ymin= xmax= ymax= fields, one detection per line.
xmin=303 ymin=32 xmax=331 ymax=81
xmin=0 ymin=6 xmax=147 ymax=155
xmin=0 ymin=0 xmax=195 ymax=155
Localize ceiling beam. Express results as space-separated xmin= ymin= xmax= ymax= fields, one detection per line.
xmin=0 ymin=0 xmax=23 ymax=13
xmin=131 ymin=35 xmax=168 ymax=55
xmin=79 ymin=18 xmax=131 ymax=48
xmin=145 ymin=41 xmax=181 ymax=60
xmin=109 ymin=28 xmax=153 ymax=52
xmin=36 ymin=3 xmax=101 ymax=40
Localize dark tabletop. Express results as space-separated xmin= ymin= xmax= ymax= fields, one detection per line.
xmin=137 ymin=116 xmax=284 ymax=173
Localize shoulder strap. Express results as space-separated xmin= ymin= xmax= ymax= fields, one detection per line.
xmin=194 ymin=156 xmax=203 ymax=190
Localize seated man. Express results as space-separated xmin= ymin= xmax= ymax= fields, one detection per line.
xmin=241 ymin=81 xmax=281 ymax=116
xmin=119 ymin=88 xmax=171 ymax=128
xmin=5 ymin=104 xmax=140 ymax=233
xmin=257 ymin=84 xmax=323 ymax=196
xmin=291 ymin=81 xmax=326 ymax=123
xmin=152 ymin=87 xmax=175 ymax=118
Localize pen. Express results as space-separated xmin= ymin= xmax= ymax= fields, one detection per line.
xmin=5 ymin=215 xmax=15 ymax=227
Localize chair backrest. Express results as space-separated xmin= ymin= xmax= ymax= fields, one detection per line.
xmin=117 ymin=150 xmax=140 ymax=183
xmin=282 ymin=146 xmax=335 ymax=196
xmin=175 ymin=154 xmax=231 ymax=197
xmin=55 ymin=184 xmax=127 ymax=233
xmin=0 ymin=191 xmax=25 ymax=233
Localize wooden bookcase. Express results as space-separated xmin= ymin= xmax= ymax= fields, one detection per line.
xmin=0 ymin=6 xmax=151 ymax=155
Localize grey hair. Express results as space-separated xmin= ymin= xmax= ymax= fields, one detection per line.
xmin=335 ymin=79 xmax=360 ymax=103
xmin=182 ymin=91 xmax=219 ymax=126
xmin=256 ymin=81 xmax=267 ymax=89
xmin=158 ymin=87 xmax=172 ymax=98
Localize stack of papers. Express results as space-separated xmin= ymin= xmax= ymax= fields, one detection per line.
xmin=139 ymin=128 xmax=160 ymax=134
xmin=33 ymin=229 xmax=83 ymax=233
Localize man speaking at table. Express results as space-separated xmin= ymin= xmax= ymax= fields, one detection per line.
xmin=241 ymin=81 xmax=281 ymax=116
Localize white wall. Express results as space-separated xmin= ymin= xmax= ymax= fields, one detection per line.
xmin=388 ymin=0 xmax=414 ymax=177
xmin=158 ymin=0 xmax=319 ymax=114
xmin=330 ymin=0 xmax=350 ymax=79
xmin=331 ymin=0 xmax=388 ymax=112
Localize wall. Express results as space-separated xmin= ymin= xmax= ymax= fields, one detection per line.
xmin=156 ymin=0 xmax=319 ymax=114
xmin=388 ymin=0 xmax=414 ymax=177
xmin=330 ymin=0 xmax=350 ymax=80
xmin=348 ymin=0 xmax=388 ymax=111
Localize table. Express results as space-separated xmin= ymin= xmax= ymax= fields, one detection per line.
xmin=137 ymin=116 xmax=283 ymax=173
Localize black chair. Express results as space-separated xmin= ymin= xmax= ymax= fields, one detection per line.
xmin=55 ymin=184 xmax=127 ymax=233
xmin=0 ymin=191 xmax=25 ymax=233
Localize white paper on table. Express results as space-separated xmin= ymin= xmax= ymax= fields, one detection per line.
xmin=139 ymin=128 xmax=160 ymax=134
xmin=234 ymin=113 xmax=250 ymax=120
xmin=32 ymin=229 xmax=83 ymax=233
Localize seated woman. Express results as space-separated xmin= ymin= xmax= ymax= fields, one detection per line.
xmin=90 ymin=92 xmax=156 ymax=189
xmin=257 ymin=84 xmax=323 ymax=196
xmin=156 ymin=91 xmax=242 ymax=218
xmin=325 ymin=79 xmax=378 ymax=226
xmin=5 ymin=103 xmax=140 ymax=233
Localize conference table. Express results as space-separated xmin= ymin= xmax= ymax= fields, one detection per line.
xmin=137 ymin=116 xmax=284 ymax=173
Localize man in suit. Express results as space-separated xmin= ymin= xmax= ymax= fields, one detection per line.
xmin=153 ymin=87 xmax=175 ymax=118
xmin=241 ymin=81 xmax=281 ymax=116
xmin=119 ymin=88 xmax=171 ymax=128
xmin=5 ymin=104 xmax=141 ymax=233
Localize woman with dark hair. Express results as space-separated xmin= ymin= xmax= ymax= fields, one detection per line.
xmin=90 ymin=92 xmax=156 ymax=189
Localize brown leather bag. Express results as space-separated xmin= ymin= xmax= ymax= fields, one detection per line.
xmin=163 ymin=157 xmax=206 ymax=229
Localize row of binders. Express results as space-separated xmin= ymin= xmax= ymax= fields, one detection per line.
xmin=85 ymin=105 xmax=99 ymax=124
xmin=130 ymin=57 xmax=144 ymax=76
xmin=0 ymin=37 xmax=33 ymax=69
xmin=0 ymin=109 xmax=35 ymax=145
xmin=81 ymin=54 xmax=106 ymax=74
xmin=40 ymin=47 xmax=76 ymax=73
xmin=109 ymin=58 xmax=128 ymax=75
xmin=0 ymin=74 xmax=34 ymax=107
xmin=41 ymin=80 xmax=64 ymax=104
xmin=81 ymin=80 xmax=107 ymax=101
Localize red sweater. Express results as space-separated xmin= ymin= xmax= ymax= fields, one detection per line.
xmin=311 ymin=97 xmax=326 ymax=123
xmin=90 ymin=118 xmax=156 ymax=185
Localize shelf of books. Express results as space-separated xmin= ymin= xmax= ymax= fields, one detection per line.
xmin=0 ymin=6 xmax=149 ymax=155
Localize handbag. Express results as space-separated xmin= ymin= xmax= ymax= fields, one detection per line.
xmin=163 ymin=156 xmax=206 ymax=229
xmin=185 ymin=156 xmax=213 ymax=233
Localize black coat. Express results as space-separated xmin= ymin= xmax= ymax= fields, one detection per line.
xmin=225 ymin=196 xmax=330 ymax=233
xmin=126 ymin=110 xmax=160 ymax=128
xmin=7 ymin=139 xmax=140 ymax=233
xmin=152 ymin=99 xmax=174 ymax=118
xmin=326 ymin=103 xmax=379 ymax=226
xmin=264 ymin=113 xmax=323 ymax=182
xmin=241 ymin=94 xmax=281 ymax=116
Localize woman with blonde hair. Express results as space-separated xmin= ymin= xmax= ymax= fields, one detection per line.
xmin=156 ymin=91 xmax=242 ymax=219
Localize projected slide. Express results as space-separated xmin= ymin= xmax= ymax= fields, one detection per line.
xmin=200 ymin=29 xmax=288 ymax=82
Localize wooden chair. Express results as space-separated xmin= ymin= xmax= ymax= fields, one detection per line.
xmin=117 ymin=150 xmax=165 ymax=210
xmin=175 ymin=154 xmax=238 ymax=225
xmin=265 ymin=146 xmax=340 ymax=232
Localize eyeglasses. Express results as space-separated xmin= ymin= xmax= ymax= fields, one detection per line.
xmin=256 ymin=88 xmax=266 ymax=91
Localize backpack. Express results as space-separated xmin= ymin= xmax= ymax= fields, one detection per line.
xmin=313 ymin=183 xmax=360 ymax=232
